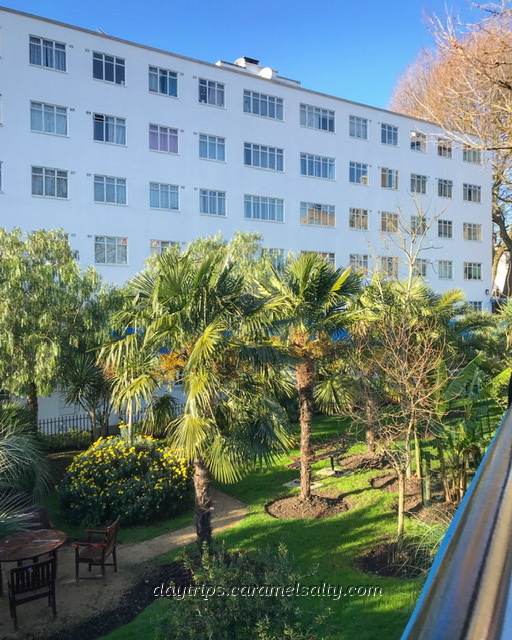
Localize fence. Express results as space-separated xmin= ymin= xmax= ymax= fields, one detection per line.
xmin=38 ymin=414 xmax=92 ymax=436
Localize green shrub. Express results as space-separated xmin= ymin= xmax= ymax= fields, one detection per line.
xmin=153 ymin=544 xmax=330 ymax=640
xmin=40 ymin=429 xmax=91 ymax=452
xmin=58 ymin=435 xmax=192 ymax=526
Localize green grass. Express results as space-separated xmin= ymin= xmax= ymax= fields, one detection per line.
xmin=101 ymin=416 xmax=430 ymax=640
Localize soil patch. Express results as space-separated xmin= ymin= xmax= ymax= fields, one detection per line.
xmin=356 ymin=541 xmax=430 ymax=579
xmin=266 ymin=490 xmax=352 ymax=520
xmin=340 ymin=452 xmax=391 ymax=471
xmin=370 ymin=473 xmax=423 ymax=495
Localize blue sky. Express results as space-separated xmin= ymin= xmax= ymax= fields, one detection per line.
xmin=3 ymin=0 xmax=480 ymax=108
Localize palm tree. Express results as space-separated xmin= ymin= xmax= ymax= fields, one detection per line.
xmin=101 ymin=244 xmax=293 ymax=548
xmin=258 ymin=253 xmax=361 ymax=501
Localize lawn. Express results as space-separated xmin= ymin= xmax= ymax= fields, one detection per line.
xmin=100 ymin=415 xmax=432 ymax=640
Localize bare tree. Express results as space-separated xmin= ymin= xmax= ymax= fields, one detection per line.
xmin=390 ymin=2 xmax=512 ymax=292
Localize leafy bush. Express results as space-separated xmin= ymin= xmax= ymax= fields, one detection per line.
xmin=40 ymin=429 xmax=91 ymax=452
xmin=153 ymin=544 xmax=330 ymax=640
xmin=58 ymin=435 xmax=192 ymax=526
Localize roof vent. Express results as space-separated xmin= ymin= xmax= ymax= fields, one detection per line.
xmin=234 ymin=56 xmax=260 ymax=67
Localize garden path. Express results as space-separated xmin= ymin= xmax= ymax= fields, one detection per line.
xmin=0 ymin=489 xmax=247 ymax=639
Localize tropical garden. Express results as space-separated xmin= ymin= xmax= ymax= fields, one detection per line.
xmin=0 ymin=223 xmax=510 ymax=639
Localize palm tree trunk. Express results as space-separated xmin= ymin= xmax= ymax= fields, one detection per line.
xmin=27 ymin=382 xmax=38 ymax=428
xmin=193 ymin=455 xmax=212 ymax=551
xmin=296 ymin=359 xmax=315 ymax=501
xmin=397 ymin=470 xmax=405 ymax=540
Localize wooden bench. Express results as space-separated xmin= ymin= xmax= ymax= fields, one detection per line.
xmin=286 ymin=439 xmax=348 ymax=471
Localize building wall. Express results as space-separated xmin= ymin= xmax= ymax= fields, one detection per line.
xmin=0 ymin=7 xmax=492 ymax=314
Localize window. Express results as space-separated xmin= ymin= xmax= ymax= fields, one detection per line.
xmin=93 ymin=113 xmax=126 ymax=145
xmin=148 ymin=66 xmax=177 ymax=97
xmin=150 ymin=183 xmax=179 ymax=210
xmin=381 ymin=211 xmax=399 ymax=232
xmin=413 ymin=259 xmax=428 ymax=277
xmin=381 ymin=123 xmax=398 ymax=146
xmin=300 ymin=103 xmax=334 ymax=132
xmin=262 ymin=248 xmax=285 ymax=269
xmin=300 ymin=153 xmax=335 ymax=179
xmin=437 ymin=138 xmax=452 ymax=158
xmin=463 ymin=145 xmax=482 ymax=164
xmin=438 ymin=178 xmax=453 ymax=198
xmin=93 ymin=52 xmax=125 ymax=85
xmin=349 ymin=208 xmax=369 ymax=230
xmin=200 ymin=189 xmax=226 ymax=216
xmin=30 ymin=102 xmax=67 ymax=135
xmin=149 ymin=124 xmax=178 ymax=153
xmin=410 ymin=131 xmax=426 ymax=152
xmin=150 ymin=239 xmax=179 ymax=255
xmin=438 ymin=220 xmax=453 ymax=239
xmin=300 ymin=202 xmax=335 ymax=227
xmin=438 ymin=260 xmax=453 ymax=279
xmin=380 ymin=256 xmax=398 ymax=277
xmin=381 ymin=167 xmax=398 ymax=189
xmin=464 ymin=262 xmax=482 ymax=280
xmin=350 ymin=254 xmax=369 ymax=271
xmin=349 ymin=162 xmax=368 ymax=185
xmin=29 ymin=36 xmax=66 ymax=71
xmin=244 ymin=143 xmax=284 ymax=171
xmin=31 ymin=166 xmax=68 ymax=198
xmin=411 ymin=173 xmax=427 ymax=194
xmin=94 ymin=175 xmax=126 ymax=204
xmin=463 ymin=223 xmax=482 ymax=241
xmin=243 ymin=90 xmax=283 ymax=120
xmin=199 ymin=134 xmax=225 ymax=161
xmin=301 ymin=251 xmax=335 ymax=266
xmin=349 ymin=115 xmax=368 ymax=139
xmin=198 ymin=78 xmax=225 ymax=107
xmin=468 ymin=301 xmax=483 ymax=312
xmin=244 ymin=195 xmax=284 ymax=222
xmin=463 ymin=183 xmax=481 ymax=203
xmin=411 ymin=215 xmax=427 ymax=235
xmin=94 ymin=236 xmax=127 ymax=265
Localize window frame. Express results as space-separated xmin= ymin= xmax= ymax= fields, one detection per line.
xmin=200 ymin=189 xmax=227 ymax=217
xmin=410 ymin=131 xmax=426 ymax=152
xmin=244 ymin=195 xmax=284 ymax=223
xmin=300 ymin=103 xmax=335 ymax=132
xmin=92 ymin=51 xmax=125 ymax=85
xmin=438 ymin=178 xmax=453 ymax=199
xmin=349 ymin=253 xmax=369 ymax=271
xmin=463 ymin=222 xmax=482 ymax=242
xmin=198 ymin=78 xmax=225 ymax=107
xmin=30 ymin=101 xmax=68 ymax=136
xmin=438 ymin=260 xmax=453 ymax=280
xmin=349 ymin=115 xmax=368 ymax=140
xmin=464 ymin=262 xmax=482 ymax=280
xmin=463 ymin=145 xmax=482 ymax=164
xmin=437 ymin=137 xmax=453 ymax=158
xmin=31 ymin=165 xmax=68 ymax=199
xmin=349 ymin=161 xmax=369 ymax=185
xmin=349 ymin=207 xmax=369 ymax=230
xmin=300 ymin=152 xmax=335 ymax=180
xmin=243 ymin=90 xmax=283 ymax=120
xmin=93 ymin=113 xmax=126 ymax=145
xmin=380 ymin=256 xmax=398 ymax=277
xmin=149 ymin=182 xmax=179 ymax=211
xmin=244 ymin=142 xmax=284 ymax=172
xmin=94 ymin=235 xmax=128 ymax=265
xmin=93 ymin=174 xmax=126 ymax=205
xmin=150 ymin=239 xmax=179 ymax=255
xmin=463 ymin=183 xmax=482 ymax=203
xmin=148 ymin=66 xmax=178 ymax=97
xmin=299 ymin=201 xmax=335 ymax=228
xmin=438 ymin=220 xmax=453 ymax=239
xmin=29 ymin=36 xmax=66 ymax=71
xmin=381 ymin=123 xmax=398 ymax=146
xmin=381 ymin=211 xmax=399 ymax=233
xmin=381 ymin=167 xmax=398 ymax=189
xmin=199 ymin=134 xmax=226 ymax=162
xmin=149 ymin=124 xmax=178 ymax=154
xmin=411 ymin=173 xmax=427 ymax=194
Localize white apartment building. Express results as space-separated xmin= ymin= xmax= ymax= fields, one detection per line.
xmin=0 ymin=7 xmax=492 ymax=317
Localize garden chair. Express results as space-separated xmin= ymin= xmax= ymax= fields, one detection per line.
xmin=73 ymin=516 xmax=120 ymax=585
xmin=8 ymin=556 xmax=57 ymax=631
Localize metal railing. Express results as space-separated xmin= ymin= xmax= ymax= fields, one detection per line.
xmin=38 ymin=414 xmax=91 ymax=436
xmin=401 ymin=407 xmax=512 ymax=640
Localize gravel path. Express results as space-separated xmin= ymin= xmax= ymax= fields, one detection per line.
xmin=0 ymin=489 xmax=247 ymax=639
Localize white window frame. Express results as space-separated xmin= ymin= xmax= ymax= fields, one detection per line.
xmin=411 ymin=173 xmax=427 ymax=194
xmin=243 ymin=90 xmax=283 ymax=120
xmin=300 ymin=201 xmax=335 ymax=228
xmin=262 ymin=248 xmax=285 ymax=269
xmin=349 ymin=207 xmax=369 ymax=230
xmin=301 ymin=251 xmax=335 ymax=266
xmin=149 ymin=124 xmax=178 ymax=153
xmin=468 ymin=301 xmax=483 ymax=312
xmin=93 ymin=113 xmax=126 ymax=145
xmin=148 ymin=66 xmax=178 ymax=97
xmin=463 ymin=223 xmax=482 ymax=242
xmin=300 ymin=153 xmax=335 ymax=179
xmin=463 ymin=183 xmax=482 ymax=203
xmin=150 ymin=182 xmax=179 ymax=211
xmin=381 ymin=211 xmax=399 ymax=233
xmin=150 ymin=239 xmax=179 ymax=255
xmin=380 ymin=256 xmax=398 ymax=277
xmin=410 ymin=131 xmax=426 ymax=152
xmin=199 ymin=134 xmax=225 ymax=161
xmin=30 ymin=101 xmax=67 ymax=136
xmin=94 ymin=236 xmax=128 ymax=265
xmin=29 ymin=36 xmax=66 ymax=71
xmin=438 ymin=260 xmax=453 ymax=280
xmin=411 ymin=215 xmax=427 ymax=235
xmin=200 ymin=189 xmax=226 ymax=217
xmin=437 ymin=138 xmax=452 ymax=158
xmin=438 ymin=220 xmax=453 ymax=239
xmin=31 ymin=166 xmax=68 ymax=199
xmin=244 ymin=143 xmax=284 ymax=172
xmin=381 ymin=123 xmax=398 ymax=146
xmin=300 ymin=103 xmax=335 ymax=132
xmin=381 ymin=167 xmax=398 ymax=189
xmin=349 ymin=115 xmax=368 ymax=140
xmin=93 ymin=51 xmax=125 ymax=85
xmin=349 ymin=254 xmax=369 ymax=271
xmin=438 ymin=178 xmax=453 ymax=199
xmin=463 ymin=145 xmax=482 ymax=164
xmin=464 ymin=262 xmax=482 ymax=280
xmin=413 ymin=259 xmax=428 ymax=277
xmin=349 ymin=162 xmax=369 ymax=185
xmin=244 ymin=195 xmax=284 ymax=222
xmin=198 ymin=78 xmax=225 ymax=107
xmin=94 ymin=175 xmax=126 ymax=205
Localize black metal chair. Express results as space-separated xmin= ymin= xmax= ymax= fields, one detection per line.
xmin=73 ymin=516 xmax=120 ymax=585
xmin=8 ymin=556 xmax=57 ymax=631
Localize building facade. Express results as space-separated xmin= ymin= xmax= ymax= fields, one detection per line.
xmin=0 ymin=7 xmax=492 ymax=317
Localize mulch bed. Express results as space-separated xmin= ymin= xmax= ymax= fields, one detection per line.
xmin=266 ymin=490 xmax=352 ymax=520
xmin=340 ymin=452 xmax=391 ymax=471
xmin=35 ymin=562 xmax=191 ymax=640
xmin=356 ymin=541 xmax=428 ymax=579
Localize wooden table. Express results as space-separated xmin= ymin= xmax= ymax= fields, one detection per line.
xmin=0 ymin=529 xmax=67 ymax=596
